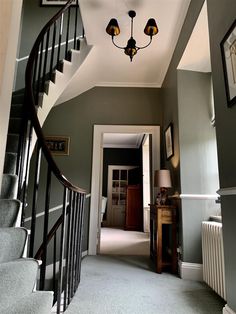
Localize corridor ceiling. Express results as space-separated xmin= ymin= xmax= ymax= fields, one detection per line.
xmin=57 ymin=0 xmax=209 ymax=103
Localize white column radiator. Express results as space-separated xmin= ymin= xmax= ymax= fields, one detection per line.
xmin=202 ymin=221 xmax=226 ymax=300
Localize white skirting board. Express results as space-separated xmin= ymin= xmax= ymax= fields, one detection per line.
xmin=223 ymin=305 xmax=236 ymax=314
xmin=178 ymin=260 xmax=203 ymax=281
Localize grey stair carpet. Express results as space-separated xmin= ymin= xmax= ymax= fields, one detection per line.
xmin=0 ymin=228 xmax=27 ymax=263
xmin=0 ymin=174 xmax=18 ymax=199
xmin=1 ymin=291 xmax=53 ymax=314
xmin=8 ymin=117 xmax=22 ymax=133
xmin=0 ymin=199 xmax=21 ymax=227
xmin=10 ymin=103 xmax=24 ymax=118
xmin=65 ymin=255 xmax=225 ymax=314
xmin=6 ymin=134 xmax=19 ymax=153
xmin=0 ymin=258 xmax=39 ymax=311
xmin=4 ymin=152 xmax=17 ymax=174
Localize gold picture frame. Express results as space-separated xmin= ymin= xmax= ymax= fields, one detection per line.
xmin=45 ymin=136 xmax=70 ymax=156
xmin=41 ymin=0 xmax=77 ymax=6
xmin=164 ymin=123 xmax=174 ymax=160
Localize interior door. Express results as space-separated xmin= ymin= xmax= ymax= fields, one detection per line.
xmin=142 ymin=134 xmax=153 ymax=232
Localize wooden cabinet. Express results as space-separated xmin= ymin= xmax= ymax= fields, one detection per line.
xmin=125 ymin=184 xmax=142 ymax=231
xmin=149 ymin=204 xmax=177 ymax=273
xmin=107 ymin=166 xmax=137 ymax=227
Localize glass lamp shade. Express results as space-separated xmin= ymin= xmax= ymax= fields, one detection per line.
xmin=106 ymin=18 xmax=120 ymax=36
xmin=144 ymin=18 xmax=158 ymax=36
xmin=124 ymin=37 xmax=137 ymax=61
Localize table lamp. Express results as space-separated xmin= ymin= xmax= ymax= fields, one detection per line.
xmin=154 ymin=169 xmax=172 ymax=205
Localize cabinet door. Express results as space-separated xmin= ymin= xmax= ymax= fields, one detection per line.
xmin=107 ymin=165 xmax=137 ymax=228
xmin=125 ymin=185 xmax=142 ymax=231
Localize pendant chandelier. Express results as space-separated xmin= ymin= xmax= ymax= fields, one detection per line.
xmin=106 ymin=10 xmax=158 ymax=62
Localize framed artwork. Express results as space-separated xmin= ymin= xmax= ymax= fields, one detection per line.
xmin=221 ymin=19 xmax=236 ymax=107
xmin=45 ymin=136 xmax=70 ymax=156
xmin=41 ymin=0 xmax=77 ymax=6
xmin=164 ymin=123 xmax=174 ymax=160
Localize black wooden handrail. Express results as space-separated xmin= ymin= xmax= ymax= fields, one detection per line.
xmin=34 ymin=205 xmax=69 ymax=260
xmin=23 ymin=1 xmax=86 ymax=312
xmin=25 ymin=0 xmax=85 ymax=194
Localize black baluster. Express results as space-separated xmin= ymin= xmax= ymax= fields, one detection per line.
xmin=65 ymin=7 xmax=71 ymax=59
xmin=53 ymin=232 xmax=57 ymax=304
xmin=68 ymin=191 xmax=76 ymax=302
xmin=42 ymin=29 xmax=50 ymax=92
xmin=63 ymin=190 xmax=72 ymax=310
xmin=33 ymin=53 xmax=39 ymax=94
xmin=76 ymin=193 xmax=85 ymax=287
xmin=20 ymin=121 xmax=33 ymax=226
xmin=50 ymin=22 xmax=57 ymax=81
xmin=74 ymin=193 xmax=81 ymax=292
xmin=37 ymin=39 xmax=44 ymax=106
xmin=69 ymin=191 xmax=77 ymax=299
xmin=57 ymin=187 xmax=68 ymax=314
xmin=57 ymin=14 xmax=64 ymax=70
xmin=39 ymin=166 xmax=51 ymax=290
xmin=73 ymin=0 xmax=79 ymax=49
xmin=29 ymin=144 xmax=42 ymax=257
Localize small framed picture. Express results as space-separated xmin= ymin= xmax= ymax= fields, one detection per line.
xmin=45 ymin=136 xmax=70 ymax=156
xmin=221 ymin=19 xmax=236 ymax=107
xmin=41 ymin=0 xmax=77 ymax=6
xmin=165 ymin=123 xmax=174 ymax=160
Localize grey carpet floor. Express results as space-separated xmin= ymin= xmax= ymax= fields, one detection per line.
xmin=65 ymin=255 xmax=225 ymax=314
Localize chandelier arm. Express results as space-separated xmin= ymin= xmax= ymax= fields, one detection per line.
xmin=136 ymin=36 xmax=153 ymax=50
xmin=112 ymin=36 xmax=126 ymax=50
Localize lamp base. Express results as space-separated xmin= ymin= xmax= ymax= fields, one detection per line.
xmin=156 ymin=188 xmax=169 ymax=205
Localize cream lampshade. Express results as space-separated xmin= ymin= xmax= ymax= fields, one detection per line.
xmin=154 ymin=169 xmax=172 ymax=188
xmin=154 ymin=169 xmax=172 ymax=205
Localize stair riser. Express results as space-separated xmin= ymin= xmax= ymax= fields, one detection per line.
xmin=8 ymin=118 xmax=22 ymax=134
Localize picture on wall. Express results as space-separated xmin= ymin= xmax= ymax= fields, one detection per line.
xmin=45 ymin=136 xmax=70 ymax=155
xmin=221 ymin=19 xmax=236 ymax=107
xmin=165 ymin=123 xmax=174 ymax=160
xmin=41 ymin=0 xmax=77 ymax=6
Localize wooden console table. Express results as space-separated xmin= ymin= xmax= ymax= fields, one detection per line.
xmin=149 ymin=204 xmax=177 ymax=273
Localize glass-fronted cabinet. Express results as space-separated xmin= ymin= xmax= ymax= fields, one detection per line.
xmin=107 ymin=166 xmax=136 ymax=227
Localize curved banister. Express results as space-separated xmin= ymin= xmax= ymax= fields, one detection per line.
xmin=34 ymin=209 xmax=67 ymax=260
xmin=23 ymin=1 xmax=87 ymax=311
xmin=25 ymin=0 xmax=85 ymax=194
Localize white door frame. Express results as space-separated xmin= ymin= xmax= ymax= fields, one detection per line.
xmin=88 ymin=125 xmax=160 ymax=255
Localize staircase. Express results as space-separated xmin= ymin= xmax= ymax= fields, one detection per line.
xmin=0 ymin=1 xmax=87 ymax=313
xmin=0 ymin=94 xmax=53 ymax=313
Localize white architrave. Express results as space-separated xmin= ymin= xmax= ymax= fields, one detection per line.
xmin=88 ymin=125 xmax=160 ymax=255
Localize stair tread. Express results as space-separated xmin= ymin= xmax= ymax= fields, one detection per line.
xmin=0 ymin=228 xmax=28 ymax=263
xmin=4 ymin=152 xmax=17 ymax=174
xmin=0 ymin=174 xmax=18 ymax=199
xmin=0 ymin=259 xmax=41 ymax=311
xmin=0 ymin=199 xmax=21 ymax=227
xmin=1 ymin=291 xmax=53 ymax=314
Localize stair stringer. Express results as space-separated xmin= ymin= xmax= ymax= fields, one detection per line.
xmin=37 ymin=38 xmax=92 ymax=128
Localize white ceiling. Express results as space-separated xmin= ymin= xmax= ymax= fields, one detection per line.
xmin=58 ymin=0 xmax=193 ymax=103
xmin=103 ymin=133 xmax=144 ymax=148
xmin=178 ymin=2 xmax=211 ymax=72
xmin=58 ymin=1 xmax=212 ymax=147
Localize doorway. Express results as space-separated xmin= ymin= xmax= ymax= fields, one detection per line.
xmin=88 ymin=125 xmax=160 ymax=255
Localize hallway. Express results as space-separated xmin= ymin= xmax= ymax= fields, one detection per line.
xmin=65 ymin=255 xmax=224 ymax=314
xmin=65 ymin=228 xmax=225 ymax=314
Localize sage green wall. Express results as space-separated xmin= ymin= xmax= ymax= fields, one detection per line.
xmin=178 ymin=70 xmax=220 ymax=263
xmin=42 ymin=86 xmax=163 ymax=250
xmin=162 ymin=0 xmax=236 ymax=310
xmin=207 ymin=0 xmax=236 ymax=310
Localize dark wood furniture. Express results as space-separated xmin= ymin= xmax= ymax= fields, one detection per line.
xmin=149 ymin=204 xmax=177 ymax=273
xmin=125 ymin=184 xmax=142 ymax=231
